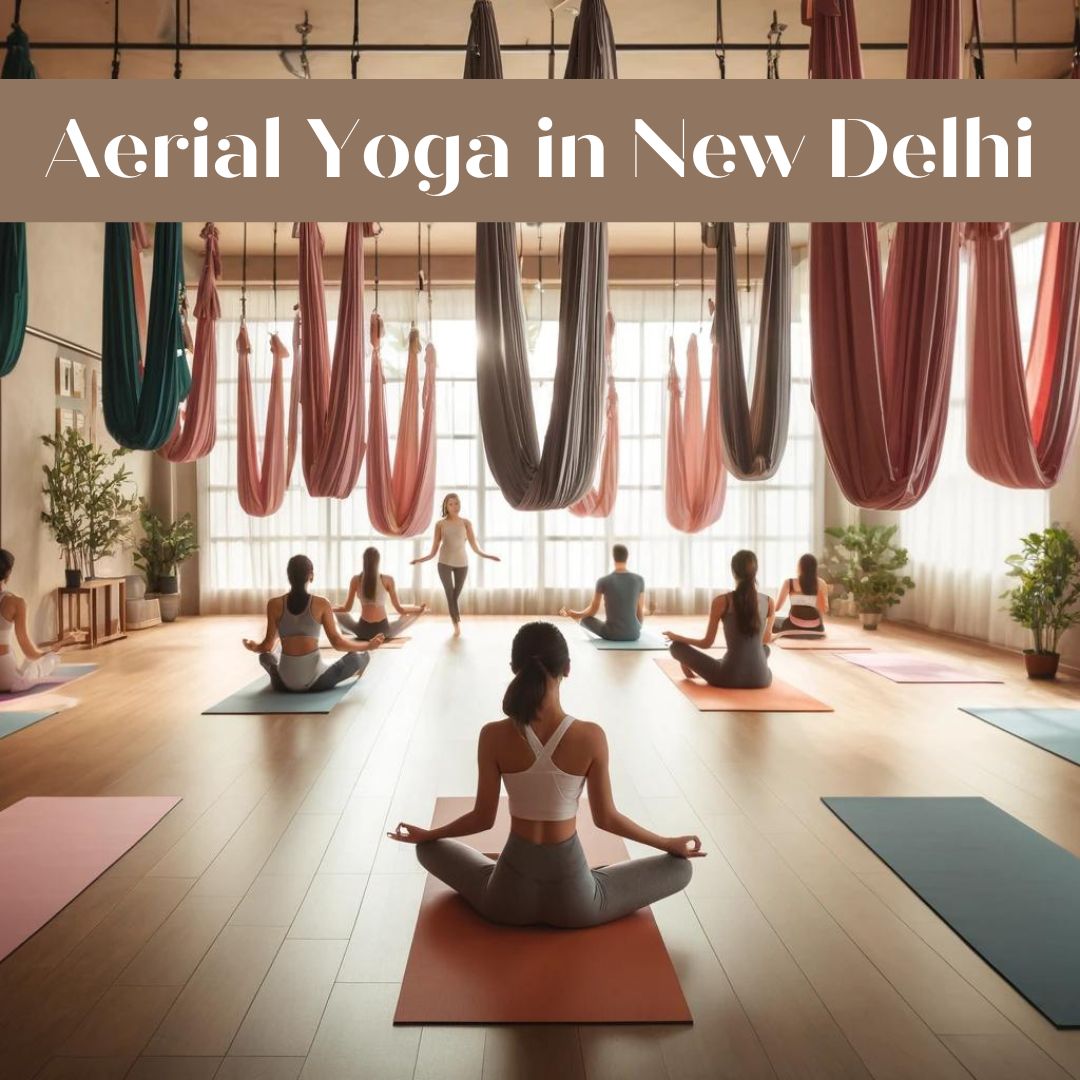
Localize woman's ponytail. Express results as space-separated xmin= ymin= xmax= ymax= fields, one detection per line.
xmin=730 ymin=549 xmax=761 ymax=637
xmin=503 ymin=622 xmax=570 ymax=729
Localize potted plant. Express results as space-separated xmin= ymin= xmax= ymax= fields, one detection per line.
xmin=1003 ymin=526 xmax=1080 ymax=680
xmin=41 ymin=429 xmax=138 ymax=586
xmin=824 ymin=524 xmax=915 ymax=630
xmin=133 ymin=503 xmax=198 ymax=621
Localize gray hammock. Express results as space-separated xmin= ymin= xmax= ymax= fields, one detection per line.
xmin=714 ymin=222 xmax=792 ymax=481
xmin=466 ymin=0 xmax=616 ymax=510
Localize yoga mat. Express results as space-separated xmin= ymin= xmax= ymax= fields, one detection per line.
xmin=960 ymin=707 xmax=1080 ymax=768
xmin=0 ymin=796 xmax=181 ymax=962
xmin=654 ymin=658 xmax=832 ymax=712
xmin=203 ymin=676 xmax=362 ymax=715
xmin=823 ymin=796 xmax=1080 ymax=1029
xmin=776 ymin=636 xmax=872 ymax=651
xmin=394 ymin=796 xmax=692 ymax=1025
xmin=0 ymin=663 xmax=98 ymax=703
xmin=0 ymin=708 xmax=61 ymax=740
xmin=321 ymin=636 xmax=409 ymax=650
xmin=836 ymin=651 xmax=1002 ymax=684
xmin=581 ymin=628 xmax=669 ymax=650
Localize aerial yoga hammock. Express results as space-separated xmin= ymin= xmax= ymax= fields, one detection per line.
xmin=569 ymin=312 xmax=619 ymax=518
xmin=296 ymin=221 xmax=372 ymax=499
xmin=715 ymin=222 xmax=792 ymax=481
xmin=102 ymin=222 xmax=191 ymax=451
xmin=0 ymin=7 xmax=35 ymax=378
xmin=366 ymin=315 xmax=438 ymax=537
xmin=666 ymin=333 xmax=727 ymax=533
xmin=803 ymin=0 xmax=962 ymax=509
xmin=465 ymin=0 xmax=614 ymax=510
xmin=159 ymin=223 xmax=220 ymax=463
xmin=961 ymin=47 xmax=1080 ymax=489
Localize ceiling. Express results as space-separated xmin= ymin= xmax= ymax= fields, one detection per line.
xmin=23 ymin=0 xmax=1077 ymax=81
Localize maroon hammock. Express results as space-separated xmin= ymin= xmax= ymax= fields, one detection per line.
xmin=964 ymin=222 xmax=1080 ymax=489
xmin=570 ymin=312 xmax=619 ymax=518
xmin=159 ymin=223 xmax=220 ymax=463
xmin=804 ymin=0 xmax=962 ymax=509
xmin=366 ymin=314 xmax=438 ymax=537
xmin=296 ymin=222 xmax=373 ymax=499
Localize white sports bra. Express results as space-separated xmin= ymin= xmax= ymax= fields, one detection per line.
xmin=0 ymin=608 xmax=12 ymax=646
xmin=502 ymin=715 xmax=587 ymax=822
xmin=359 ymin=574 xmax=389 ymax=609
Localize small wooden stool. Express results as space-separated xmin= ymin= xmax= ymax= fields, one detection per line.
xmin=57 ymin=577 xmax=127 ymax=648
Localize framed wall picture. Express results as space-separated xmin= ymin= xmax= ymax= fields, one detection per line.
xmin=71 ymin=360 xmax=86 ymax=399
xmin=56 ymin=356 xmax=73 ymax=397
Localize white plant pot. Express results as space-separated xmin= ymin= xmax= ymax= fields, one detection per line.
xmin=860 ymin=611 xmax=883 ymax=630
xmin=124 ymin=574 xmax=147 ymax=601
xmin=149 ymin=592 xmax=181 ymax=623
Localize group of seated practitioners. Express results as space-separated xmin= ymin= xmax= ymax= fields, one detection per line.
xmin=559 ymin=544 xmax=645 ymax=642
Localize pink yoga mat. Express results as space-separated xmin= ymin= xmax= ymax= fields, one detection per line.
xmin=836 ymin=652 xmax=1002 ymax=684
xmin=0 ymin=663 xmax=97 ymax=704
xmin=0 ymin=796 xmax=181 ymax=961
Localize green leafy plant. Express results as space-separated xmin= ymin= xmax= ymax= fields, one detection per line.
xmin=132 ymin=502 xmax=199 ymax=590
xmin=1003 ymin=526 xmax=1080 ymax=656
xmin=41 ymin=429 xmax=139 ymax=577
xmin=824 ymin=523 xmax=915 ymax=614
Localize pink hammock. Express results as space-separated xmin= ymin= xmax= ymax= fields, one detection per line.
xmin=570 ymin=312 xmax=619 ymax=518
xmin=366 ymin=314 xmax=438 ymax=537
xmin=804 ymin=0 xmax=961 ymax=509
xmin=665 ymin=334 xmax=727 ymax=533
xmin=964 ymin=222 xmax=1080 ymax=488
xmin=236 ymin=317 xmax=300 ymax=518
xmin=296 ymin=222 xmax=373 ymax=499
xmin=159 ymin=223 xmax=220 ymax=463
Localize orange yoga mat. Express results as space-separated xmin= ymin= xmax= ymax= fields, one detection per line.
xmin=394 ymin=797 xmax=692 ymax=1025
xmin=655 ymin=658 xmax=833 ymax=712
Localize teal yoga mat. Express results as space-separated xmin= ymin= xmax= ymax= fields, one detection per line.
xmin=824 ymin=796 xmax=1080 ymax=1028
xmin=203 ymin=676 xmax=361 ymax=715
xmin=582 ymin=629 xmax=669 ymax=650
xmin=960 ymin=707 xmax=1080 ymax=768
xmin=0 ymin=709 xmax=60 ymax=740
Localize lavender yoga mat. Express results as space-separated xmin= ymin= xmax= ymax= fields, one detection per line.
xmin=0 ymin=663 xmax=98 ymax=703
xmin=837 ymin=652 xmax=1002 ymax=684
xmin=0 ymin=796 xmax=181 ymax=961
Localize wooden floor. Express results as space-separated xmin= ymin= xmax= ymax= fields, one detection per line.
xmin=2 ymin=615 xmax=1080 ymax=1080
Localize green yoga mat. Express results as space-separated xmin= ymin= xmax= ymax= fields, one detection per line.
xmin=0 ymin=709 xmax=60 ymax=740
xmin=581 ymin=629 xmax=669 ymax=650
xmin=824 ymin=796 xmax=1080 ymax=1028
xmin=960 ymin=707 xmax=1080 ymax=768
xmin=203 ymin=676 xmax=361 ymax=715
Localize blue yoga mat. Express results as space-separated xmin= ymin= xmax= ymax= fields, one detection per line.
xmin=960 ymin=707 xmax=1080 ymax=768
xmin=203 ymin=676 xmax=361 ymax=715
xmin=824 ymin=796 xmax=1080 ymax=1028
xmin=581 ymin=630 xmax=670 ymax=651
xmin=0 ymin=709 xmax=61 ymax=740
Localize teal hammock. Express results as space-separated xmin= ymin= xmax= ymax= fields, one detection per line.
xmin=1 ymin=20 xmax=36 ymax=377
xmin=102 ymin=222 xmax=190 ymax=450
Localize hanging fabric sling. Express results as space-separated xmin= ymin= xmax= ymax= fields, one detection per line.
xmin=963 ymin=222 xmax=1080 ymax=488
xmin=159 ymin=223 xmax=220 ymax=462
xmin=962 ymin=47 xmax=1080 ymax=488
xmin=237 ymin=322 xmax=300 ymax=517
xmin=666 ymin=334 xmax=727 ymax=533
xmin=715 ymin=221 xmax=792 ymax=481
xmin=296 ymin=221 xmax=372 ymax=498
xmin=0 ymin=9 xmax=35 ymax=378
xmin=466 ymin=0 xmax=615 ymax=510
xmin=570 ymin=311 xmax=619 ymax=517
xmin=366 ymin=315 xmax=438 ymax=536
xmin=803 ymin=0 xmax=961 ymax=509
xmin=102 ymin=221 xmax=190 ymax=451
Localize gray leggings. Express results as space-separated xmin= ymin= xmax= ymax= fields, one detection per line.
xmin=416 ymin=831 xmax=692 ymax=928
xmin=335 ymin=611 xmax=418 ymax=641
xmin=437 ymin=563 xmax=468 ymax=623
xmin=670 ymin=640 xmax=772 ymax=689
xmin=580 ymin=616 xmax=639 ymax=643
xmin=260 ymin=650 xmax=368 ymax=693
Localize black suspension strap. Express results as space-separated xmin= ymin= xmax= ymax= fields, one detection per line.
xmin=240 ymin=222 xmax=248 ymax=325
xmin=173 ymin=0 xmax=182 ymax=78
xmin=715 ymin=0 xmax=726 ymax=78
xmin=271 ymin=221 xmax=279 ymax=330
xmin=111 ymin=0 xmax=121 ymax=78
xmin=969 ymin=0 xmax=986 ymax=79
xmin=766 ymin=9 xmax=786 ymax=79
xmin=350 ymin=0 xmax=360 ymax=78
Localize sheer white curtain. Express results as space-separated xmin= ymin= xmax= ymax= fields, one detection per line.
xmin=198 ymin=262 xmax=819 ymax=615
xmin=896 ymin=226 xmax=1050 ymax=647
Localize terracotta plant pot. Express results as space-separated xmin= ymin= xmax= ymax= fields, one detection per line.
xmin=1023 ymin=650 xmax=1059 ymax=680
xmin=859 ymin=611 xmax=883 ymax=630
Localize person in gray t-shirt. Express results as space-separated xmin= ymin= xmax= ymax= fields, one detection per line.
xmin=560 ymin=544 xmax=645 ymax=642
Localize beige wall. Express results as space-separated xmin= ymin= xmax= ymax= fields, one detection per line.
xmin=0 ymin=223 xmax=154 ymax=641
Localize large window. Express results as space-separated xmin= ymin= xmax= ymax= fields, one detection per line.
xmin=897 ymin=226 xmax=1049 ymax=646
xmin=198 ymin=269 xmax=819 ymax=614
